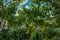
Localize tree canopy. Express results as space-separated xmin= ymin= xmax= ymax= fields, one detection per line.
xmin=0 ymin=0 xmax=60 ymax=40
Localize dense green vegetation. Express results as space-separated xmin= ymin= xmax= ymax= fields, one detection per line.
xmin=0 ymin=0 xmax=60 ymax=40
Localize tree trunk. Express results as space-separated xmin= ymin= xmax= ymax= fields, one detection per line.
xmin=0 ymin=17 xmax=8 ymax=30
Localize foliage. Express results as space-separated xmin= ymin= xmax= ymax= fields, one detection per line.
xmin=0 ymin=0 xmax=60 ymax=40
